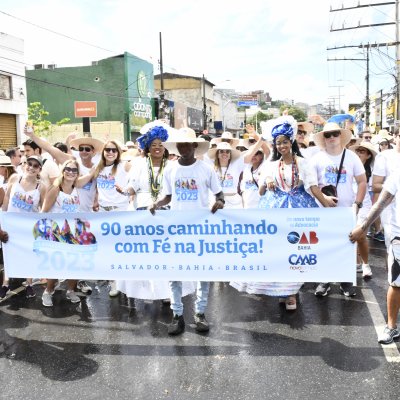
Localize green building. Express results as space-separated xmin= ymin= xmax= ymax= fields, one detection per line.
xmin=26 ymin=52 xmax=155 ymax=141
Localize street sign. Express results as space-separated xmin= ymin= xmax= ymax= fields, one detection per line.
xmin=237 ymin=101 xmax=259 ymax=107
xmin=74 ymin=101 xmax=97 ymax=118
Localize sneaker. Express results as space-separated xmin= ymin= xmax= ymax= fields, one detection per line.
xmin=339 ymin=282 xmax=356 ymax=297
xmin=194 ymin=313 xmax=210 ymax=332
xmin=25 ymin=285 xmax=36 ymax=298
xmin=356 ymin=264 xmax=362 ymax=273
xmin=366 ymin=230 xmax=373 ymax=238
xmin=109 ymin=281 xmax=120 ymax=297
xmin=373 ymin=232 xmax=385 ymax=242
xmin=66 ymin=290 xmax=80 ymax=303
xmin=362 ymin=263 xmax=372 ymax=279
xmin=0 ymin=285 xmax=10 ymax=299
xmin=378 ymin=326 xmax=400 ymax=344
xmin=76 ymin=280 xmax=92 ymax=295
xmin=42 ymin=290 xmax=54 ymax=307
xmin=168 ymin=314 xmax=185 ymax=335
xmin=315 ymin=283 xmax=331 ymax=297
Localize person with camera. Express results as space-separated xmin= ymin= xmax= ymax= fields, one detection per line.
xmin=310 ymin=122 xmax=367 ymax=297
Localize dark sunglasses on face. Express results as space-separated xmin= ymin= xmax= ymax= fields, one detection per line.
xmin=297 ymin=130 xmax=307 ymax=136
xmin=219 ymin=150 xmax=231 ymax=154
xmin=27 ymin=162 xmax=40 ymax=169
xmin=323 ymin=131 xmax=341 ymax=139
xmin=64 ymin=166 xmax=78 ymax=174
xmin=355 ymin=148 xmax=367 ymax=154
xmin=380 ymin=142 xmax=389 ymax=146
xmin=363 ymin=136 xmax=372 ymax=140
xmin=104 ymin=147 xmax=118 ymax=153
xmin=79 ymin=146 xmax=93 ymax=152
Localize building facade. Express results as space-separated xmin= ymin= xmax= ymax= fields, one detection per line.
xmin=0 ymin=33 xmax=28 ymax=148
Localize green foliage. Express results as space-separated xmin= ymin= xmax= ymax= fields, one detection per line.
xmin=28 ymin=102 xmax=70 ymax=136
xmin=279 ymin=105 xmax=307 ymax=122
xmin=247 ymin=111 xmax=274 ymax=131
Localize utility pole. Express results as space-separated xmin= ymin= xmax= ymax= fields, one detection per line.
xmin=329 ymin=2 xmax=398 ymax=127
xmin=202 ymin=74 xmax=207 ymax=131
xmin=158 ymin=32 xmax=165 ymax=120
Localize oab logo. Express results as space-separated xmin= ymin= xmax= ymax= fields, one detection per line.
xmin=287 ymin=231 xmax=318 ymax=250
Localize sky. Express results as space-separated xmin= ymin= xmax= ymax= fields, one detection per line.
xmin=0 ymin=0 xmax=398 ymax=111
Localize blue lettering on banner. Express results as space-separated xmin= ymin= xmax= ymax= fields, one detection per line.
xmin=288 ymin=254 xmax=317 ymax=265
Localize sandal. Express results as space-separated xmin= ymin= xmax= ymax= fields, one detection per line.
xmin=285 ymin=296 xmax=297 ymax=311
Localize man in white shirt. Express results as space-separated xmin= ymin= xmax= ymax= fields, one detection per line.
xmin=310 ymin=122 xmax=367 ymax=297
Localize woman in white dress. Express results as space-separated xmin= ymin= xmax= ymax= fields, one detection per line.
xmin=116 ymin=126 xmax=195 ymax=302
xmin=0 ymin=155 xmax=47 ymax=299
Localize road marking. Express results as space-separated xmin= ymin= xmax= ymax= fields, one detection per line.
xmin=361 ymin=287 xmax=400 ymax=363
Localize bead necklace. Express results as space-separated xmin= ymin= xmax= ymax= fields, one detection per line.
xmin=148 ymin=156 xmax=166 ymax=201
xmin=277 ymin=156 xmax=299 ymax=190
xmin=216 ymin=159 xmax=231 ymax=186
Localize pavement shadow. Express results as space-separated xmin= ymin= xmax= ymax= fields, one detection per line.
xmin=0 ymin=310 xmax=99 ymax=381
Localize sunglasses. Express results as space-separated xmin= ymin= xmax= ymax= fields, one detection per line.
xmin=380 ymin=142 xmax=389 ymax=146
xmin=323 ymin=131 xmax=341 ymax=139
xmin=64 ymin=166 xmax=79 ymax=174
xmin=219 ymin=150 xmax=231 ymax=154
xmin=363 ymin=136 xmax=372 ymax=140
xmin=79 ymin=146 xmax=93 ymax=152
xmin=104 ymin=147 xmax=118 ymax=153
xmin=27 ymin=161 xmax=41 ymax=169
xmin=297 ymin=130 xmax=307 ymax=136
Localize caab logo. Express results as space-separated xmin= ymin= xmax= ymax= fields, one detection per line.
xmin=287 ymin=231 xmax=319 ymax=245
xmin=289 ymin=254 xmax=317 ymax=265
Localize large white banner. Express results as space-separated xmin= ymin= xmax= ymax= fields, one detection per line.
xmin=1 ymin=208 xmax=356 ymax=282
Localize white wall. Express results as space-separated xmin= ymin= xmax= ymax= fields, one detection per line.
xmin=0 ymin=32 xmax=28 ymax=144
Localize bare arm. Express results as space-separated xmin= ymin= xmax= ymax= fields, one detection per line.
xmin=349 ymin=190 xmax=394 ymax=242
xmin=41 ymin=185 xmax=60 ymax=212
xmin=149 ymin=195 xmax=172 ymax=215
xmin=2 ymin=175 xmax=18 ymax=211
xmin=354 ymin=173 xmax=367 ymax=204
xmin=372 ymin=175 xmax=385 ymax=194
xmin=211 ymin=191 xmax=224 ymax=213
xmin=24 ymin=128 xmax=72 ymax=165
xmin=309 ymin=185 xmax=330 ymax=207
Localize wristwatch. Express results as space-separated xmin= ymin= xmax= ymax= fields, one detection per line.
xmin=354 ymin=201 xmax=363 ymax=208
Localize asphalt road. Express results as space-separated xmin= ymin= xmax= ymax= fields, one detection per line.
xmin=1 ymin=238 xmax=399 ymax=400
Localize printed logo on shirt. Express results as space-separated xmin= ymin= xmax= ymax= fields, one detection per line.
xmin=174 ymin=178 xmax=199 ymax=201
xmin=324 ymin=165 xmax=347 ymax=185
xmin=11 ymin=192 xmax=35 ymax=211
xmin=61 ymin=196 xmax=80 ymax=213
xmin=97 ymin=173 xmax=115 ymax=189
xmin=81 ymin=181 xmax=92 ymax=191
xmin=220 ymin=173 xmax=234 ymax=188
xmin=244 ymin=179 xmax=258 ymax=190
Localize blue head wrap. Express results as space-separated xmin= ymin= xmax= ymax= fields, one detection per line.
xmin=271 ymin=122 xmax=295 ymax=143
xmin=137 ymin=126 xmax=169 ymax=150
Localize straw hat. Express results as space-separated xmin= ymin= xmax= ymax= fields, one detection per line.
xmin=70 ymin=137 xmax=105 ymax=153
xmin=314 ymin=122 xmax=352 ymax=150
xmin=236 ymin=138 xmax=250 ymax=150
xmin=297 ymin=121 xmax=314 ymax=132
xmin=349 ymin=141 xmax=377 ymax=158
xmin=207 ymin=141 xmax=241 ymax=161
xmin=213 ymin=131 xmax=240 ymax=147
xmin=0 ymin=155 xmax=12 ymax=166
xmin=162 ymin=127 xmax=210 ymax=157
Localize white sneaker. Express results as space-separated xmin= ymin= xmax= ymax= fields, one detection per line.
xmin=66 ymin=290 xmax=80 ymax=303
xmin=362 ymin=263 xmax=372 ymax=278
xmin=42 ymin=290 xmax=54 ymax=307
xmin=109 ymin=281 xmax=120 ymax=297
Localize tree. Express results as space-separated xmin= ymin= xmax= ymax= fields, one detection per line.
xmin=28 ymin=102 xmax=70 ymax=136
xmin=279 ymin=105 xmax=307 ymax=122
xmin=247 ymin=111 xmax=274 ymax=132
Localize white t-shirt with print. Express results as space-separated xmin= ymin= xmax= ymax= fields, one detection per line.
xmin=310 ymin=149 xmax=365 ymax=207
xmin=383 ymin=171 xmax=400 ymax=238
xmin=240 ymin=161 xmax=266 ymax=209
xmin=163 ymin=160 xmax=222 ymax=210
xmin=214 ymin=157 xmax=245 ymax=195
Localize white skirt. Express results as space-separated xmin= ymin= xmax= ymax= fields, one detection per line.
xmin=116 ymin=280 xmax=196 ymax=300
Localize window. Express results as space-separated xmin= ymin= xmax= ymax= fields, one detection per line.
xmin=0 ymin=75 xmax=12 ymax=99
